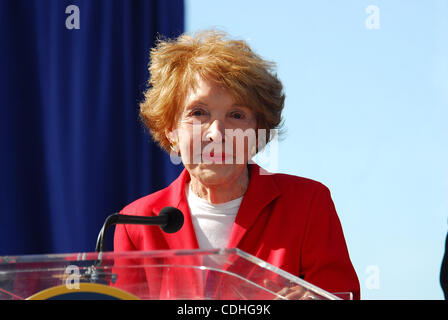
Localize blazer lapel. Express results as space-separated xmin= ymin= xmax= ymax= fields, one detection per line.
xmin=152 ymin=168 xmax=200 ymax=249
xmin=227 ymin=164 xmax=281 ymax=248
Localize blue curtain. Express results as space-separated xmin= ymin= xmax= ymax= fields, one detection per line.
xmin=0 ymin=0 xmax=184 ymax=255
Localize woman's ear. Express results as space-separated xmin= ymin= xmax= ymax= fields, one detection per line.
xmin=165 ymin=129 xmax=179 ymax=153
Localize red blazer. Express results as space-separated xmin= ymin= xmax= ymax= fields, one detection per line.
xmin=114 ymin=164 xmax=360 ymax=299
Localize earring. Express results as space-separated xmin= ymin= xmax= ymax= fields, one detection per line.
xmin=170 ymin=141 xmax=180 ymax=156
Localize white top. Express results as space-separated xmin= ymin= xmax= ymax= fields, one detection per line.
xmin=186 ymin=183 xmax=242 ymax=249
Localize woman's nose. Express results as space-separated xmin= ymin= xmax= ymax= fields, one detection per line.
xmin=204 ymin=119 xmax=225 ymax=142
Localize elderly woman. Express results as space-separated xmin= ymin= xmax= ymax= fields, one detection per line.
xmin=113 ymin=30 xmax=360 ymax=299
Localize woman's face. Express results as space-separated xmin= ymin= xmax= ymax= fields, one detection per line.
xmin=168 ymin=76 xmax=257 ymax=188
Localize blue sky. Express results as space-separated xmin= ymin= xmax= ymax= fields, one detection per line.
xmin=186 ymin=0 xmax=448 ymax=299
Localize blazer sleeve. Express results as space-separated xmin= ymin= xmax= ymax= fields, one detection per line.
xmin=300 ymin=185 xmax=361 ymax=300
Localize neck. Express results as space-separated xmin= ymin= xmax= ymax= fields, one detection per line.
xmin=189 ymin=167 xmax=250 ymax=204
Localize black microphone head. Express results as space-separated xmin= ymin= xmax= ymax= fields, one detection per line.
xmin=159 ymin=207 xmax=184 ymax=233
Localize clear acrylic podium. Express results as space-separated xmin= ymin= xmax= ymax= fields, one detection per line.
xmin=0 ymin=248 xmax=345 ymax=300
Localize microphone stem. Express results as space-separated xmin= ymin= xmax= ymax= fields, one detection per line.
xmin=95 ymin=214 xmax=168 ymax=253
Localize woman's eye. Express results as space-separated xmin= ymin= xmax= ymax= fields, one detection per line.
xmin=230 ymin=111 xmax=246 ymax=120
xmin=189 ymin=108 xmax=206 ymax=117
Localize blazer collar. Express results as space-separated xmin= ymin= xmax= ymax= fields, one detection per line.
xmin=227 ymin=163 xmax=281 ymax=248
xmin=154 ymin=163 xmax=281 ymax=249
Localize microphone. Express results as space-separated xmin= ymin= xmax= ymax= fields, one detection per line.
xmin=95 ymin=206 xmax=184 ymax=252
xmin=81 ymin=207 xmax=184 ymax=285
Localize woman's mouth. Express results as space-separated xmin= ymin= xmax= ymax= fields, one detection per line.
xmin=202 ymin=152 xmax=232 ymax=163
